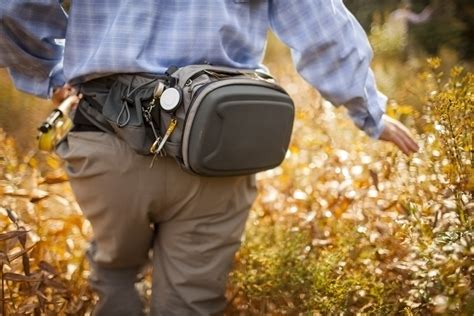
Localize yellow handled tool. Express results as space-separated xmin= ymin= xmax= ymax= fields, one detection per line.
xmin=37 ymin=96 xmax=78 ymax=152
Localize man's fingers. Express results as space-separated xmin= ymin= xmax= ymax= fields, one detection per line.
xmin=400 ymin=135 xmax=417 ymax=155
xmin=394 ymin=123 xmax=419 ymax=154
xmin=392 ymin=131 xmax=411 ymax=155
xmin=379 ymin=115 xmax=420 ymax=155
xmin=405 ymin=137 xmax=419 ymax=153
xmin=406 ymin=133 xmax=420 ymax=153
xmin=52 ymin=84 xmax=77 ymax=106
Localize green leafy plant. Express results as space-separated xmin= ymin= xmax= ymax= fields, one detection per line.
xmin=423 ymin=58 xmax=473 ymax=227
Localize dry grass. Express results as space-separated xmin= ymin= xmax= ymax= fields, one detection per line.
xmin=0 ymin=36 xmax=472 ymax=315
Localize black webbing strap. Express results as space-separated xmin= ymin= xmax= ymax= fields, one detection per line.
xmin=74 ymin=95 xmax=115 ymax=134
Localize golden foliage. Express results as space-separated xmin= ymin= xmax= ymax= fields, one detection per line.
xmin=0 ymin=136 xmax=93 ymax=314
xmin=226 ymin=59 xmax=473 ymax=314
xmin=0 ymin=59 xmax=472 ymax=315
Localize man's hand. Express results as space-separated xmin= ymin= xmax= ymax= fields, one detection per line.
xmin=379 ymin=115 xmax=419 ymax=155
xmin=52 ymin=84 xmax=79 ymax=107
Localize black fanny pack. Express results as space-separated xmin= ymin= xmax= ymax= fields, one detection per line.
xmin=75 ymin=65 xmax=295 ymax=177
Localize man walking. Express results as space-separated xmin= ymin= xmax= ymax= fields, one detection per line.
xmin=0 ymin=1 xmax=418 ymax=315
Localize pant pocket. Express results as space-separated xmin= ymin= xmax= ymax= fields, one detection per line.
xmin=55 ymin=131 xmax=115 ymax=179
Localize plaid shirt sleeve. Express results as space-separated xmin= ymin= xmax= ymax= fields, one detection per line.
xmin=0 ymin=0 xmax=67 ymax=98
xmin=269 ymin=0 xmax=387 ymax=138
xmin=0 ymin=0 xmax=386 ymax=138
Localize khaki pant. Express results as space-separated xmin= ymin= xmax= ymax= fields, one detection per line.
xmin=56 ymin=131 xmax=257 ymax=315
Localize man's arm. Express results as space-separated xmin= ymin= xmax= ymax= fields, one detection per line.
xmin=269 ymin=0 xmax=418 ymax=154
xmin=269 ymin=0 xmax=385 ymax=138
xmin=0 ymin=0 xmax=68 ymax=98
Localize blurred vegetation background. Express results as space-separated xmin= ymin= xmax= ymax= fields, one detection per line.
xmin=1 ymin=0 xmax=473 ymax=315
xmin=346 ymin=0 xmax=474 ymax=58
xmin=0 ymin=0 xmax=473 ymax=153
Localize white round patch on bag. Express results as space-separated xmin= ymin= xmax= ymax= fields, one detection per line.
xmin=160 ymin=87 xmax=181 ymax=112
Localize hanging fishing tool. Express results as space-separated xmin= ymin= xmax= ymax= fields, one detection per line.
xmin=148 ymin=79 xmax=183 ymax=167
xmin=37 ymin=95 xmax=79 ymax=152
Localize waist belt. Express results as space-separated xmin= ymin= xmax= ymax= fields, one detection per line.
xmin=70 ymin=65 xmax=295 ymax=177
xmin=72 ymin=73 xmax=166 ymax=133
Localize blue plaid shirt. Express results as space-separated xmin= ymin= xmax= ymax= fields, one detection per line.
xmin=0 ymin=0 xmax=386 ymax=138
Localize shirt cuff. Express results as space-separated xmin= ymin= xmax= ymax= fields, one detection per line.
xmin=362 ymin=91 xmax=387 ymax=139
xmin=366 ymin=113 xmax=385 ymax=139
xmin=7 ymin=69 xmax=49 ymax=98
xmin=8 ymin=62 xmax=65 ymax=99
xmin=346 ymin=90 xmax=387 ymax=139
